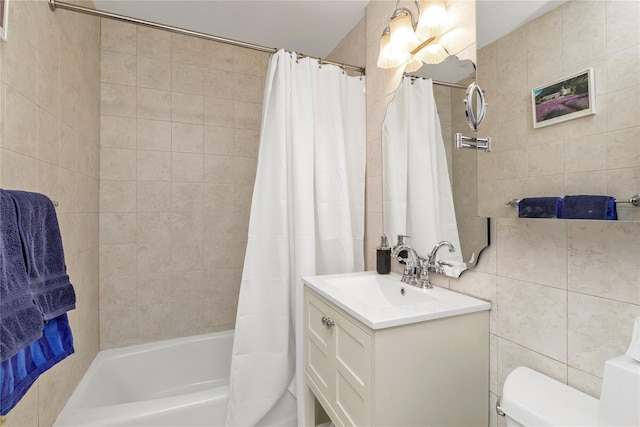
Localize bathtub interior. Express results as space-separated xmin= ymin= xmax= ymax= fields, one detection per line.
xmin=54 ymin=330 xmax=297 ymax=427
xmin=77 ymin=333 xmax=232 ymax=408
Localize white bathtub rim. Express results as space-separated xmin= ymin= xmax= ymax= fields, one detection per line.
xmin=54 ymin=330 xmax=235 ymax=427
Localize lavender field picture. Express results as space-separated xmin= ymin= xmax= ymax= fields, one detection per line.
xmin=532 ymin=68 xmax=595 ymax=128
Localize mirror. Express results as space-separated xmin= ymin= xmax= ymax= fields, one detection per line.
xmin=464 ymin=83 xmax=487 ymax=132
xmin=382 ymin=56 xmax=489 ymax=277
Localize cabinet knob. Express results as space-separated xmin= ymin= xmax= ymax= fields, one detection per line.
xmin=321 ymin=315 xmax=335 ymax=329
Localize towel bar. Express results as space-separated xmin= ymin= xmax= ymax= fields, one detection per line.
xmin=506 ymin=194 xmax=639 ymax=208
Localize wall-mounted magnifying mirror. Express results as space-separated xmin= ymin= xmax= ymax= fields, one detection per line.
xmin=382 ymin=55 xmax=489 ymax=277
xmin=464 ymin=82 xmax=487 ymax=132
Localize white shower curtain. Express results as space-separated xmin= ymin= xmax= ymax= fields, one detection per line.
xmin=226 ymin=50 xmax=366 ymax=427
xmin=382 ymin=78 xmax=463 ymax=273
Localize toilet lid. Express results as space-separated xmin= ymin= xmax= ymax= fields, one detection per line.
xmin=501 ymin=367 xmax=599 ymax=426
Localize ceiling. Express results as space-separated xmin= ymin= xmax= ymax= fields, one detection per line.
xmin=93 ymin=0 xmax=567 ymax=59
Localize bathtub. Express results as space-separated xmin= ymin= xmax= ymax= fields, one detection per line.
xmin=54 ymin=330 xmax=297 ymax=427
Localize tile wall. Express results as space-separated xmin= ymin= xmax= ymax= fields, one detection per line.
xmin=345 ymin=1 xmax=640 ymax=426
xmin=98 ymin=20 xmax=269 ymax=349
xmin=0 ymin=1 xmax=101 ymax=426
xmin=473 ymin=3 xmax=640 ymax=424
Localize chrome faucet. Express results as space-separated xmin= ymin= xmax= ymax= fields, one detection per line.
xmin=391 ymin=237 xmax=457 ymax=289
xmin=427 ymin=241 xmax=456 ymax=272
xmin=391 ymin=235 xmax=421 ymax=286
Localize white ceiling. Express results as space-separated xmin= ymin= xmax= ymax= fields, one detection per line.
xmin=93 ymin=0 xmax=566 ymax=59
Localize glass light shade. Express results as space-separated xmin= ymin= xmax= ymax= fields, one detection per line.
xmin=390 ymin=13 xmax=419 ymax=53
xmin=377 ymin=31 xmax=410 ymax=69
xmin=404 ymin=57 xmax=423 ymax=73
xmin=414 ymin=43 xmax=449 ymax=64
xmin=416 ymin=0 xmax=451 ymax=39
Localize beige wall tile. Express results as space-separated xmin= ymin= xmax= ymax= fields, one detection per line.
xmin=137 ymin=119 xmax=172 ymax=151
xmin=204 ymin=183 xmax=234 ymax=212
xmin=100 ymin=275 xmax=137 ymax=309
xmin=101 ymin=147 xmax=136 ymax=181
xmin=204 ymin=96 xmax=234 ymax=127
xmin=234 ymin=48 xmax=265 ymax=76
xmin=568 ymin=367 xmax=602 ymax=398
xmin=137 ymin=212 xmax=172 ymax=243
xmin=204 ymin=41 xmax=235 ymax=71
xmin=101 ymin=116 xmax=136 ymax=149
xmin=137 ymin=150 xmax=171 ymax=182
xmin=172 ymin=122 xmax=204 ymax=153
xmin=101 ymin=50 xmax=137 ymax=86
xmin=101 ymin=83 xmax=136 ymax=118
xmin=497 ymin=277 xmax=567 ymax=362
xmin=205 ymin=125 xmax=234 ymax=155
xmin=234 ymin=156 xmax=257 ymax=185
xmin=101 ymin=19 xmax=137 ymax=55
xmin=172 ymin=152 xmax=204 ymax=182
xmin=172 ymin=92 xmax=204 ymax=124
xmin=607 ymin=127 xmax=640 ymax=169
xmin=564 ymin=133 xmax=607 ymax=173
xmin=204 ymin=154 xmax=234 ymax=184
xmin=99 ymin=212 xmax=137 ymax=245
xmin=171 ymin=240 xmax=204 ymax=271
xmin=568 ymin=292 xmax=640 ymax=377
xmin=137 ymin=273 xmax=173 ymax=305
xmin=137 ymin=303 xmax=173 ymax=342
xmin=137 ymin=181 xmax=171 ymax=212
xmin=568 ymin=221 xmax=640 ymax=303
xmin=172 ymin=62 xmax=204 ymax=95
xmin=172 ymin=34 xmax=204 ymax=66
xmin=496 ymin=218 xmax=567 ymax=288
xmin=234 ymin=73 xmax=262 ymax=103
xmin=137 ymin=88 xmax=172 ymax=121
xmin=137 ymin=56 xmax=171 ymax=91
xmin=171 ymin=182 xmax=204 ymax=211
xmin=234 ymin=101 xmax=262 ymax=130
xmin=137 ymin=243 xmax=172 ymax=275
xmin=137 ymin=27 xmax=171 ymax=61
xmin=204 ymin=68 xmax=234 ymax=99
xmin=100 ymin=180 xmax=136 ymax=213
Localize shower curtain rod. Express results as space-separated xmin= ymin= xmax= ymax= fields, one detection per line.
xmin=404 ymin=74 xmax=468 ymax=89
xmin=48 ymin=0 xmax=366 ymax=75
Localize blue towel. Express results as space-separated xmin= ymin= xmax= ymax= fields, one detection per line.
xmin=6 ymin=190 xmax=76 ymax=320
xmin=0 ymin=313 xmax=74 ymax=415
xmin=518 ymin=197 xmax=563 ymax=218
xmin=562 ymin=195 xmax=618 ymax=220
xmin=0 ymin=190 xmax=45 ymax=362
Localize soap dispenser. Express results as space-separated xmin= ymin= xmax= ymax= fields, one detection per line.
xmin=376 ymin=235 xmax=391 ymax=274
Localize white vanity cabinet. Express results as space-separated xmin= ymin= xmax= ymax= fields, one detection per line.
xmin=304 ymin=284 xmax=489 ymax=427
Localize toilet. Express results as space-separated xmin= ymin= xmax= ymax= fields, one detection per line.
xmin=499 ymin=355 xmax=640 ymax=426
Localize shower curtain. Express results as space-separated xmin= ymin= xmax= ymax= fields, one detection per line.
xmin=226 ymin=50 xmax=366 ymax=427
xmin=382 ymin=77 xmax=463 ymax=273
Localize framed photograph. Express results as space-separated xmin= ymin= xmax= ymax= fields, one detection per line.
xmin=0 ymin=0 xmax=7 ymax=42
xmin=532 ymin=68 xmax=595 ymax=128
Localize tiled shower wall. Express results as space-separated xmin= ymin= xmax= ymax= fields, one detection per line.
xmin=349 ymin=1 xmax=640 ymax=426
xmin=98 ymin=20 xmax=268 ymax=349
xmin=0 ymin=1 xmax=101 ymax=425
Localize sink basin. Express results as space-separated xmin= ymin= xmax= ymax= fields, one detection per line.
xmin=303 ymin=271 xmax=491 ymax=329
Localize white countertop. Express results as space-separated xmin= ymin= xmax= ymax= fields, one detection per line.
xmin=303 ymin=271 xmax=492 ymax=329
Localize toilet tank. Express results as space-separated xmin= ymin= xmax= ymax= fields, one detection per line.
xmin=501 ymin=367 xmax=599 ymax=427
xmin=598 ymin=355 xmax=640 ymax=426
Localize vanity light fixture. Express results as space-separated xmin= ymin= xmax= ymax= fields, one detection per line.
xmin=377 ymin=0 xmax=450 ymax=70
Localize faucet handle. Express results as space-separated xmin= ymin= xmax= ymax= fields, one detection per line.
xmin=396 ymin=234 xmax=410 ymax=245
